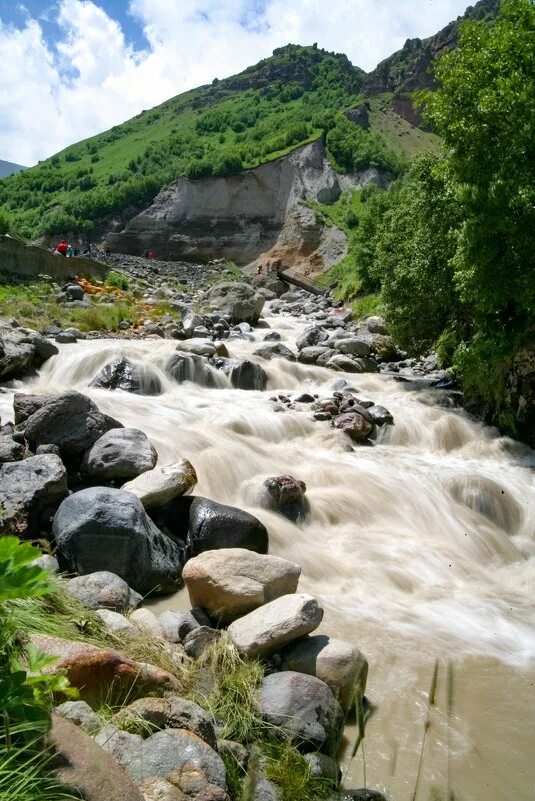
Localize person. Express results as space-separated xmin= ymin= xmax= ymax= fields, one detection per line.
xmin=55 ymin=239 xmax=68 ymax=256
xmin=66 ymin=245 xmax=74 ymax=258
xmin=147 ymin=250 xmax=155 ymax=260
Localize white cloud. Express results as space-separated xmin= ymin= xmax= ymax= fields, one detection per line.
xmin=0 ymin=0 xmax=472 ymax=165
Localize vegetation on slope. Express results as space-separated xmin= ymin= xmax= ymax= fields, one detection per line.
xmin=335 ymin=0 xmax=534 ymax=435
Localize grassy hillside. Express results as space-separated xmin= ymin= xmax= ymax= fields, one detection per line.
xmin=0 ymin=43 xmax=438 ymax=241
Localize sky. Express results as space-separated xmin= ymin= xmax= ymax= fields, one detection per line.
xmin=0 ymin=0 xmax=473 ymax=166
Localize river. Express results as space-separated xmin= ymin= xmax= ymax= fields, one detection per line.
xmin=2 ymin=306 xmax=534 ymax=801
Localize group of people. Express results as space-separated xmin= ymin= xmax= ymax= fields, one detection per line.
xmin=53 ymin=239 xmax=111 ymax=257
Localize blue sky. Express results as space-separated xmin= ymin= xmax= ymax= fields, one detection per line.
xmin=0 ymin=0 xmax=473 ymax=165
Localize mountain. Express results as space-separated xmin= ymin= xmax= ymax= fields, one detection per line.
xmin=0 ymin=0 xmax=495 ymax=244
xmin=0 ymin=160 xmax=26 ymax=179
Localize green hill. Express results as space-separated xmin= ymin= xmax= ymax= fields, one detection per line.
xmin=0 ymin=43 xmax=437 ymax=240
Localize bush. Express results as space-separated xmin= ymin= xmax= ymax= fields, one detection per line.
xmin=0 ymin=211 xmax=10 ymax=235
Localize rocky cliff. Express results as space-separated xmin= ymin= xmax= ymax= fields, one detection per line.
xmin=107 ymin=140 xmax=386 ymax=275
xmin=362 ymin=0 xmax=500 ymax=125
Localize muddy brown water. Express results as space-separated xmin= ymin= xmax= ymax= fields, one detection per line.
xmin=2 ymin=308 xmax=534 ymax=801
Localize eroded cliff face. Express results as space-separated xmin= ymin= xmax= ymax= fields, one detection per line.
xmin=107 ymin=140 xmax=385 ymax=274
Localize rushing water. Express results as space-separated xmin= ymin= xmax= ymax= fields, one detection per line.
xmin=2 ymin=308 xmax=534 ymax=801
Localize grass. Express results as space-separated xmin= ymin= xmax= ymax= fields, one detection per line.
xmin=0 ymin=277 xmax=178 ymax=333
xmin=367 ymin=95 xmax=442 ymax=159
xmin=0 ymin=729 xmax=77 ymax=801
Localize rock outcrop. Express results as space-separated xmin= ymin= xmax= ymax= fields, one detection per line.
xmin=107 ymin=140 xmax=384 ymax=275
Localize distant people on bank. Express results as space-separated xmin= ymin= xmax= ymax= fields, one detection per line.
xmin=55 ymin=239 xmax=68 ymax=256
xmin=66 ymin=244 xmax=74 ymax=258
xmin=101 ymin=240 xmax=111 ymax=257
xmin=144 ymin=249 xmax=155 ymax=259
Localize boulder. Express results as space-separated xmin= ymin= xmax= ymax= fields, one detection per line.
xmin=280 ymin=635 xmax=368 ymax=711
xmin=366 ymin=316 xmax=387 ymax=335
xmin=261 ymin=475 xmax=308 ymax=521
xmin=177 ymin=607 xmax=213 ymax=641
xmin=48 ymin=714 xmax=145 ymax=801
xmin=53 ymin=487 xmax=184 ymax=596
xmin=94 ymin=726 xmax=226 ymax=788
xmin=336 ymin=338 xmax=371 ymax=358
xmin=253 ymin=343 xmax=296 ymax=362
xmin=65 ymin=284 xmax=84 ymax=301
xmin=56 ymin=331 xmax=77 ymax=344
xmin=122 ymin=459 xmax=197 ymax=508
xmin=13 ymin=392 xmax=50 ymax=425
xmin=67 ymin=571 xmax=142 ymax=611
xmin=297 ymin=346 xmax=332 ymax=365
xmin=296 ymin=327 xmax=329 ymax=351
xmin=54 ymin=700 xmax=103 ymax=735
xmin=157 ymin=609 xmax=184 ymax=643
xmin=90 ymin=357 xmax=162 ymax=395
xmin=32 ymin=634 xmax=182 ymax=703
xmin=0 ymin=454 xmax=68 ymax=537
xmin=24 ymin=390 xmax=115 ymax=456
xmin=95 ymin=609 xmax=140 ymax=636
xmin=332 ymin=412 xmax=375 ymax=443
xmin=166 ymin=352 xmax=217 ymax=387
xmin=256 ymin=671 xmax=343 ymax=755
xmin=0 ymin=435 xmax=24 ymax=462
xmin=18 ymin=330 xmax=59 ymax=360
xmin=0 ymin=321 xmax=58 ymax=380
xmin=130 ymin=608 xmax=165 ymax=639
xmin=367 ymin=405 xmax=394 ymax=426
xmin=82 ymin=428 xmax=157 ymax=481
xmin=188 ymin=498 xmax=268 ymax=557
xmin=182 ymin=626 xmax=221 ymax=659
xmin=213 ymin=357 xmax=267 ymax=390
xmin=182 ymin=549 xmax=301 ymax=621
xmin=227 ymin=593 xmax=323 ymax=657
xmin=32 ymin=553 xmax=60 ymax=574
xmin=111 ymin=697 xmax=217 ymax=749
xmin=203 ymin=281 xmax=265 ymax=325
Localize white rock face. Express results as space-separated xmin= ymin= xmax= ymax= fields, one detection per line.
xmin=121 ymin=458 xmax=197 ymax=507
xmin=280 ymin=635 xmax=368 ymax=711
xmin=227 ymin=593 xmax=323 ymax=657
xmin=182 ymin=548 xmax=301 ymax=621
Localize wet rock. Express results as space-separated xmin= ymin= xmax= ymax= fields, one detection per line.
xmin=280 ymin=635 xmax=368 ymax=711
xmin=95 ymin=609 xmax=140 ymax=636
xmin=122 ymin=459 xmax=197 ymax=508
xmin=111 ymin=697 xmax=217 ymax=749
xmin=256 ymin=671 xmax=343 ymax=755
xmin=95 ymin=726 xmax=227 ymax=787
xmin=294 ymin=393 xmax=315 ymax=403
xmin=332 ymin=412 xmax=375 ymax=443
xmin=263 ymin=331 xmax=281 ymax=342
xmin=0 ymin=435 xmax=24 ymax=462
xmin=177 ymin=607 xmax=213 ymax=641
xmin=213 ymin=357 xmax=267 ymax=390
xmin=367 ymin=405 xmax=394 ymax=426
xmin=67 ymin=571 xmax=143 ymax=611
xmin=180 ymin=340 xmax=217 ymax=358
xmin=262 ymin=475 xmax=308 ymax=521
xmin=0 ymin=321 xmax=58 ymax=380
xmin=182 ymin=549 xmax=301 ymax=622
xmin=24 ymin=390 xmax=116 ymax=455
xmin=228 ymin=593 xmax=323 ymax=657
xmin=19 ymin=330 xmax=59 ymax=360
xmin=90 ymin=357 xmax=162 ymax=395
xmin=297 ymin=346 xmax=332 ymax=365
xmin=203 ymin=281 xmax=265 ymax=325
xmin=316 ymin=348 xmax=339 ymax=367
xmin=48 ymin=714 xmax=145 ymax=801
xmin=0 ymin=454 xmax=68 ymax=538
xmin=53 ymin=487 xmax=184 ymax=596
xmin=296 ymin=326 xmax=329 ymax=351
xmin=56 ymin=331 xmax=77 ymax=344
xmin=32 ymin=634 xmax=182 ymax=703
xmin=82 ymin=427 xmax=157 ymax=481
xmin=183 ymin=626 xmax=221 ymax=659
xmin=253 ymin=343 xmax=296 ymax=362
xmin=55 ymin=700 xmax=103 ymax=735
xmin=188 ymin=497 xmax=268 ymax=557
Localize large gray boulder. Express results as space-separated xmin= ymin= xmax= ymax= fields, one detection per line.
xmin=81 ymin=428 xmax=157 ymax=481
xmin=297 ymin=346 xmax=332 ymax=365
xmin=182 ymin=548 xmax=301 ymax=621
xmin=256 ymin=671 xmax=343 ymax=755
xmin=121 ymin=459 xmax=197 ymax=508
xmin=165 ymin=351 xmax=218 ymax=387
xmin=66 ymin=571 xmax=142 ymax=611
xmin=296 ymin=326 xmax=329 ymax=351
xmin=227 ymin=593 xmax=323 ymax=657
xmin=90 ymin=357 xmax=162 ymax=395
xmin=280 ymin=635 xmax=368 ymax=712
xmin=24 ymin=390 xmax=115 ymax=456
xmin=253 ymin=343 xmax=296 ymax=362
xmin=0 ymin=320 xmax=58 ymax=380
xmin=0 ymin=454 xmax=68 ymax=537
xmin=187 ymin=497 xmax=268 ymax=557
xmin=213 ymin=357 xmax=267 ymax=390
xmin=335 ymin=338 xmax=371 ymax=358
xmin=94 ymin=726 xmax=226 ymax=788
xmin=0 ymin=435 xmax=24 ymax=462
xmin=203 ymin=281 xmax=265 ymax=325
xmin=53 ymin=487 xmax=184 ymax=596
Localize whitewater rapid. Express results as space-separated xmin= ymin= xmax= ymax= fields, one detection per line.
xmin=2 ymin=308 xmax=534 ymax=800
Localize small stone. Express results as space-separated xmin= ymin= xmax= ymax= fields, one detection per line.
xmin=54 ymin=700 xmax=103 ymax=735
xmin=182 ymin=626 xmax=221 ymax=659
xmin=95 ymin=609 xmax=140 ymax=636
xmin=130 ymin=608 xmax=165 ymax=639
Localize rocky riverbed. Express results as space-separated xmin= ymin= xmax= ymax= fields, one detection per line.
xmin=1 ymin=273 xmax=534 ymax=801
